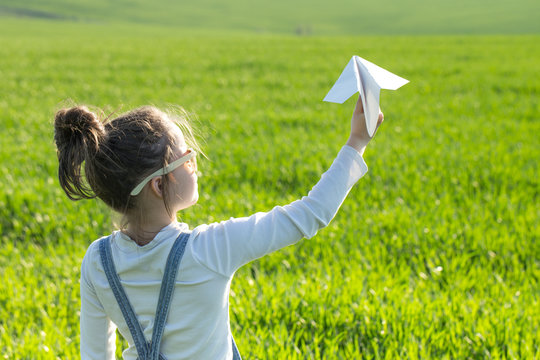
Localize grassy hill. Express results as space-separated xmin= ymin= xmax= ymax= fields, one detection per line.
xmin=1 ymin=0 xmax=539 ymax=35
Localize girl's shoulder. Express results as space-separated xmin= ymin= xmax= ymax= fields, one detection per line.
xmin=80 ymin=233 xmax=116 ymax=273
xmin=80 ymin=234 xmax=111 ymax=288
xmin=85 ymin=233 xmax=114 ymax=253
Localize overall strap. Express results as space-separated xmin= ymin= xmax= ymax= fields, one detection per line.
xmin=99 ymin=236 xmax=149 ymax=358
xmin=99 ymin=233 xmax=241 ymax=359
xmin=149 ymin=232 xmax=190 ymax=360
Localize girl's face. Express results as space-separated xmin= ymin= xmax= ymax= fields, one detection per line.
xmin=167 ymin=126 xmax=199 ymax=212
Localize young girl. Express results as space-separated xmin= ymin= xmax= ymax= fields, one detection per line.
xmin=54 ymin=98 xmax=383 ymax=359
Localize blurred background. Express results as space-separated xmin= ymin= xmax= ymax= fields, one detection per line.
xmin=1 ymin=0 xmax=539 ymax=35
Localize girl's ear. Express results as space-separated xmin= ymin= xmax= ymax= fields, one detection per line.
xmin=149 ymin=177 xmax=164 ymax=198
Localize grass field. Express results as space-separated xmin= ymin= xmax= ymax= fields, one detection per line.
xmin=1 ymin=0 xmax=539 ymax=35
xmin=0 ymin=10 xmax=539 ymax=360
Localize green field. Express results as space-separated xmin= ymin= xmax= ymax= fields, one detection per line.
xmin=0 ymin=3 xmax=539 ymax=359
xmin=1 ymin=0 xmax=539 ymax=35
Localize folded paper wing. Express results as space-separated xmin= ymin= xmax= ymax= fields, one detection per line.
xmin=323 ymin=56 xmax=409 ymax=136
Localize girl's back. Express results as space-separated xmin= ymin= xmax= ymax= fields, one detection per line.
xmin=82 ymin=224 xmax=233 ymax=359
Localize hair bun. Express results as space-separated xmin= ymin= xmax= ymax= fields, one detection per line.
xmin=54 ymin=106 xmax=104 ymax=152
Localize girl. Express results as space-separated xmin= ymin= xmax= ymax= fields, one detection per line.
xmin=54 ymin=97 xmax=383 ymax=359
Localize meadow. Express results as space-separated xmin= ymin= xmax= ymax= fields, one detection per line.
xmin=1 ymin=0 xmax=539 ymax=35
xmin=0 ymin=16 xmax=539 ymax=360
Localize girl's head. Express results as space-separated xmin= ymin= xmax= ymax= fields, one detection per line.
xmin=54 ymin=105 xmax=200 ymax=229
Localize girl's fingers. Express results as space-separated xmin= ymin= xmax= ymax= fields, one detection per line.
xmin=371 ymin=111 xmax=384 ymax=136
xmin=377 ymin=111 xmax=384 ymax=126
xmin=354 ymin=95 xmax=364 ymax=115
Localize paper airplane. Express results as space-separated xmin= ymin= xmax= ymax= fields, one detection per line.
xmin=323 ymin=55 xmax=409 ymax=136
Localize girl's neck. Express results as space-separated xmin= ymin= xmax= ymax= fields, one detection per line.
xmin=125 ymin=193 xmax=179 ymax=246
xmin=124 ymin=218 xmax=176 ymax=246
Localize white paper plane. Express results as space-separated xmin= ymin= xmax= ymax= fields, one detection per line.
xmin=323 ymin=55 xmax=409 ymax=136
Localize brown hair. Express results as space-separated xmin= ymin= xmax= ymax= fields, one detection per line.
xmin=54 ymin=105 xmax=199 ymax=233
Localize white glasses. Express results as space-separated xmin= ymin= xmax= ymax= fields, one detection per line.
xmin=130 ymin=149 xmax=197 ymax=196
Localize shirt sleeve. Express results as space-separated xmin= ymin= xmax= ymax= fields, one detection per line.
xmin=190 ymin=145 xmax=368 ymax=277
xmin=80 ymin=244 xmax=117 ymax=360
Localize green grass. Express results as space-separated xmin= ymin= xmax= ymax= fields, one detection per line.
xmin=1 ymin=0 xmax=539 ymax=35
xmin=0 ymin=19 xmax=539 ymax=359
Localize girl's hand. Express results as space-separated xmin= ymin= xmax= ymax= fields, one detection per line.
xmin=346 ymin=96 xmax=384 ymax=153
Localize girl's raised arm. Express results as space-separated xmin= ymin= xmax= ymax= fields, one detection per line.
xmin=189 ymin=97 xmax=383 ymax=277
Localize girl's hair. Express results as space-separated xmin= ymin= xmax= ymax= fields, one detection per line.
xmin=54 ymin=105 xmax=200 ymax=232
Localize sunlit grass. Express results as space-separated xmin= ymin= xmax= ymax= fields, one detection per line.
xmin=0 ymin=24 xmax=538 ymax=358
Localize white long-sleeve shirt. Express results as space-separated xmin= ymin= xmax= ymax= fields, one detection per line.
xmin=80 ymin=145 xmax=368 ymax=359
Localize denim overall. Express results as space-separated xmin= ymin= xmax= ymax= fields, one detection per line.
xmin=99 ymin=232 xmax=242 ymax=360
